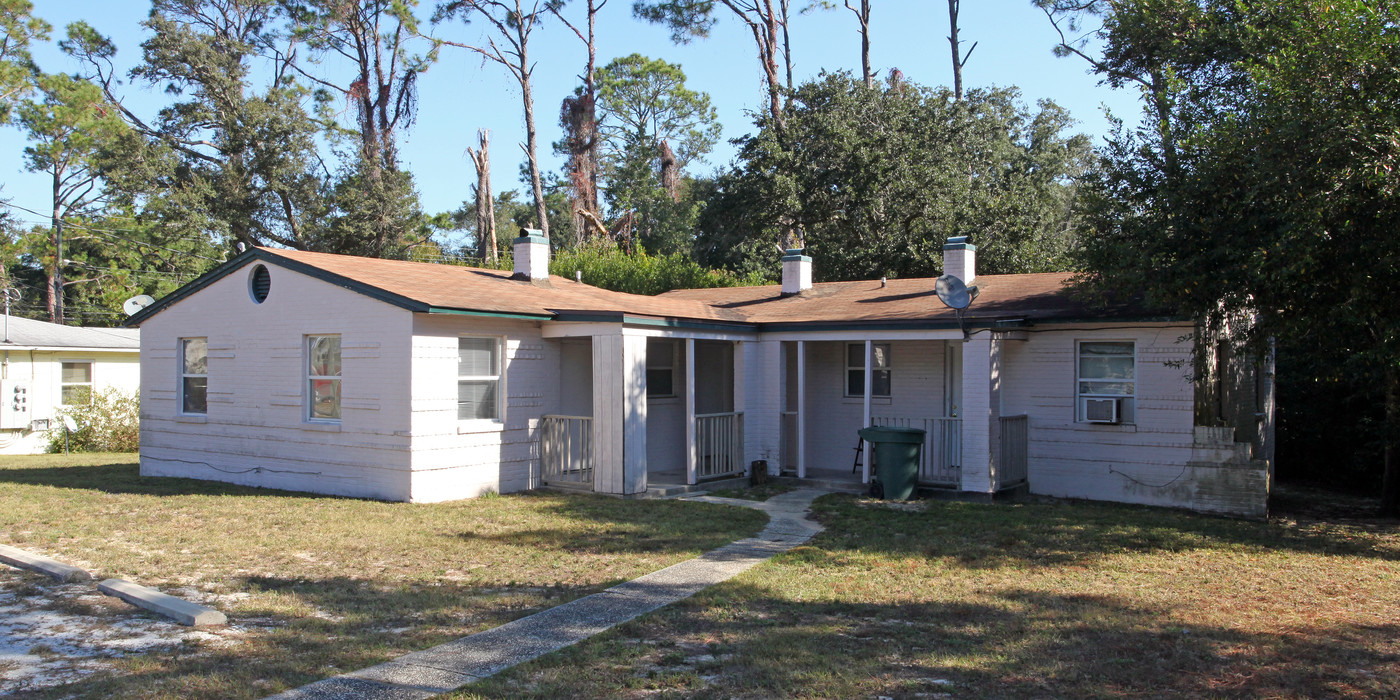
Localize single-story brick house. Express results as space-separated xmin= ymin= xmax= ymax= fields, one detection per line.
xmin=126 ymin=234 xmax=1274 ymax=517
xmin=0 ymin=316 xmax=141 ymax=454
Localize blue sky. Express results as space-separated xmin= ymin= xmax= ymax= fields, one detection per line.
xmin=1 ymin=0 xmax=1141 ymax=225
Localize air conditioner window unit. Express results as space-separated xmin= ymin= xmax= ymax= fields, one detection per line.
xmin=1084 ymin=398 xmax=1121 ymax=424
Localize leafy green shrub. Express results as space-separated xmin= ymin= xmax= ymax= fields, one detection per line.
xmin=550 ymin=240 xmax=768 ymax=296
xmin=47 ymin=387 xmax=139 ymax=453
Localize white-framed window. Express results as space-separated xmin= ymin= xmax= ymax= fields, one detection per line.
xmin=181 ymin=338 xmax=208 ymax=414
xmin=646 ymin=339 xmax=677 ymax=399
xmin=846 ymin=343 xmax=891 ymax=398
xmin=60 ymin=361 xmax=93 ymax=405
xmin=458 ymin=336 xmax=503 ymax=421
xmin=307 ymin=335 xmax=341 ymax=421
xmin=1077 ymin=340 xmax=1136 ymax=423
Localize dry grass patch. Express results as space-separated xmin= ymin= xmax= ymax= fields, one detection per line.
xmin=459 ymin=488 xmax=1400 ymax=699
xmin=0 ymin=453 xmax=765 ymax=699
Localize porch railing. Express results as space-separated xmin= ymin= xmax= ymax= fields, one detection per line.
xmin=998 ymin=414 xmax=1029 ymax=488
xmin=873 ymin=415 xmax=962 ymax=486
xmin=780 ymin=411 xmax=798 ymax=471
xmin=540 ymin=414 xmax=593 ymax=488
xmin=696 ymin=411 xmax=745 ymax=480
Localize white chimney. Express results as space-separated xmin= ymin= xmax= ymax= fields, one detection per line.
xmin=512 ymin=228 xmax=550 ymax=281
xmin=781 ymin=248 xmax=813 ymax=294
xmin=943 ymin=236 xmax=976 ymax=284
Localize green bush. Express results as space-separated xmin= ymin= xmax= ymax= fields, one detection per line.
xmin=550 ymin=240 xmax=768 ymax=296
xmin=48 ymin=387 xmax=139 ymax=453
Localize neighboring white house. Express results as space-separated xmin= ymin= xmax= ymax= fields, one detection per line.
xmin=0 ymin=316 xmax=141 ymax=455
xmin=128 ymin=233 xmax=1274 ymax=517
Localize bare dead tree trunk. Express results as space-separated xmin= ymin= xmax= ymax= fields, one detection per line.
xmin=439 ymin=1 xmax=550 ymax=238
xmin=467 ymin=129 xmax=497 ymax=263
xmin=553 ymin=0 xmax=605 ymax=245
xmin=1382 ymin=367 xmax=1399 ymax=517
xmin=948 ymin=0 xmax=976 ymax=100
xmin=659 ymin=140 xmax=680 ymax=202
xmin=48 ymin=176 xmax=63 ymax=325
xmin=845 ymin=0 xmax=872 ymax=87
xmin=780 ymin=0 xmax=793 ymax=91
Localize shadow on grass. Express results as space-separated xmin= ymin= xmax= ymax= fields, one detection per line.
xmin=9 ymin=574 xmax=606 ymax=700
xmin=812 ymin=493 xmax=1400 ymax=565
xmin=455 ymin=495 xmax=768 ymax=556
xmin=463 ymin=581 xmax=1400 ymax=699
xmin=0 ymin=461 xmax=342 ymax=500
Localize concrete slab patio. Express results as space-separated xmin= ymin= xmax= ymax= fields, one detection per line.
xmin=264 ymin=488 xmax=829 ymax=700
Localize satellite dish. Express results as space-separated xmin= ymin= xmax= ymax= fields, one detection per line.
xmin=62 ymin=415 xmax=78 ymax=433
xmin=934 ymin=275 xmax=975 ymax=310
xmin=123 ymin=294 xmax=156 ymax=317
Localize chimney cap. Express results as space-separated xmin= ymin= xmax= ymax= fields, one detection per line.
xmin=943 ymin=236 xmax=976 ymax=251
xmin=781 ymin=248 xmax=811 ymax=262
xmin=514 ymin=228 xmax=548 ymax=245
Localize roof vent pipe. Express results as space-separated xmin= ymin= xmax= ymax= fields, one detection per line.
xmin=942 ymin=236 xmax=976 ymax=284
xmin=512 ymin=228 xmax=550 ymax=281
xmin=781 ymin=248 xmax=812 ymax=295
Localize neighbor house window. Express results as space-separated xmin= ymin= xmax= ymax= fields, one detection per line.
xmin=1077 ymin=341 xmax=1136 ymax=422
xmin=646 ymin=339 xmax=677 ymax=398
xmin=60 ymin=361 xmax=93 ymax=405
xmin=307 ymin=335 xmax=341 ymax=421
xmin=181 ymin=338 xmax=208 ymax=414
xmin=846 ymin=343 xmax=891 ymax=398
xmin=458 ymin=336 xmax=502 ymax=421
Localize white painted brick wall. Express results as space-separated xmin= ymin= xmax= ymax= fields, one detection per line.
xmin=407 ymin=314 xmax=557 ymax=501
xmin=998 ymin=325 xmax=1266 ymax=513
xmin=796 ymin=340 xmax=947 ymax=474
xmin=139 ymin=263 xmax=415 ymax=501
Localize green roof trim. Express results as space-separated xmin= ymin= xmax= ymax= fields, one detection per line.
xmin=427 ymin=307 xmax=553 ymax=321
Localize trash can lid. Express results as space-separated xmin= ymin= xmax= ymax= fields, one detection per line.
xmin=858 ymin=426 xmax=926 ymax=443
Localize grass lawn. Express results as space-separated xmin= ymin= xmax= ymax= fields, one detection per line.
xmin=0 ymin=453 xmax=767 ymax=699
xmin=459 ymin=488 xmax=1400 ymax=699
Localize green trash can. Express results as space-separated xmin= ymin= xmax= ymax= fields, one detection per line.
xmin=857 ymin=426 xmax=926 ymax=500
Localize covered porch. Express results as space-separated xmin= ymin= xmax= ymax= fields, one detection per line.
xmin=536 ymin=324 xmax=755 ymax=495
xmin=773 ymin=333 xmax=1029 ymax=494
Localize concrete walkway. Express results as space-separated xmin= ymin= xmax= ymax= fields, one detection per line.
xmin=265 ymin=489 xmax=828 ymax=700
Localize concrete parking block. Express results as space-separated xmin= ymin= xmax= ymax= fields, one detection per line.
xmin=0 ymin=543 xmax=91 ymax=582
xmin=97 ymin=578 xmax=227 ymax=627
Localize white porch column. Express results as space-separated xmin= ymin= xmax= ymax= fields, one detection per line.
xmin=685 ymin=338 xmax=697 ymax=485
xmin=959 ymin=335 xmax=1001 ymax=494
xmin=797 ymin=340 xmax=807 ymax=478
xmin=622 ymin=335 xmax=648 ymax=495
xmin=743 ymin=340 xmax=781 ymax=474
xmin=862 ymin=339 xmax=873 ymax=483
xmin=590 ymin=333 xmax=648 ymax=495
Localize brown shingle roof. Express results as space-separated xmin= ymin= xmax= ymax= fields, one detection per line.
xmin=658 ymin=273 xmax=1146 ymax=326
xmin=261 ymin=248 xmax=749 ymax=323
xmin=131 ymin=247 xmax=1165 ymax=329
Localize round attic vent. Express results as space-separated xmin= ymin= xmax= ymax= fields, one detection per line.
xmin=249 ymin=264 xmax=271 ymax=304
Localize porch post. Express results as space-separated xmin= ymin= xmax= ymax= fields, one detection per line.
xmin=959 ymin=336 xmax=999 ymax=494
xmin=621 ymin=335 xmax=648 ymax=495
xmin=591 ymin=334 xmax=622 ymax=494
xmin=685 ymin=338 xmax=697 ymax=485
xmin=862 ymin=339 xmax=873 ymax=483
xmin=797 ymin=340 xmax=807 ymax=478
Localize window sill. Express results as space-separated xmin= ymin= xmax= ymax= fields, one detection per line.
xmin=458 ymin=421 xmax=506 ymax=434
xmin=648 ymin=396 xmax=679 ymax=404
xmin=173 ymin=414 xmax=207 ymax=424
xmin=1074 ymin=422 xmax=1138 ymax=432
xmin=302 ymin=421 xmax=342 ymax=432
